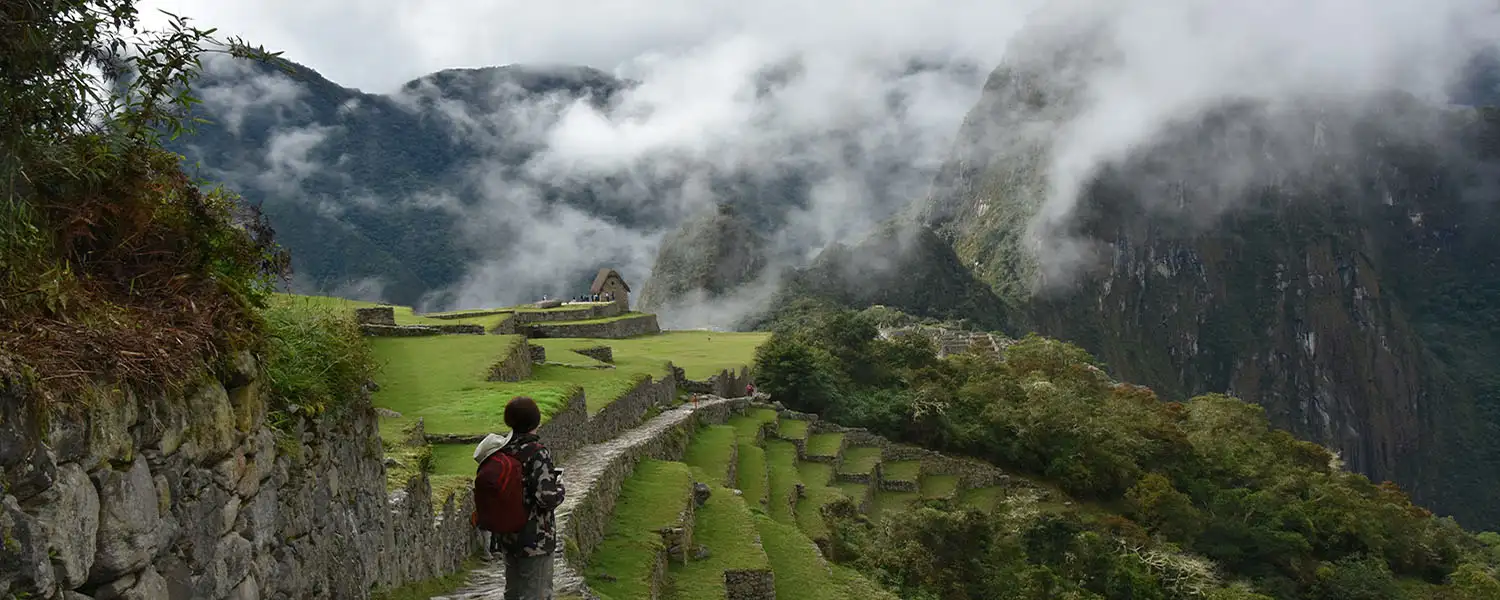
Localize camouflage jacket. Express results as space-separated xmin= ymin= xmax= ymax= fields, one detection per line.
xmin=494 ymin=433 xmax=566 ymax=557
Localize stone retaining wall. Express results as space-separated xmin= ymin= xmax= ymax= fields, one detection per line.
xmin=355 ymin=306 xmax=396 ymax=325
xmin=725 ymin=568 xmax=776 ymax=600
xmin=486 ymin=339 xmax=533 ymax=383
xmin=557 ymin=397 xmax=749 ymax=574
xmin=509 ymin=303 xmax=623 ymax=325
xmin=422 ymin=309 xmax=511 ymax=321
xmin=360 ymin=324 xmax=442 ymax=337
xmin=572 ymin=345 xmax=614 ymax=363
xmin=537 ymin=389 xmax=590 ymax=464
xmin=586 ymin=374 xmax=677 ymax=445
xmin=0 ymin=355 xmax=476 ymax=600
xmin=679 ymin=366 xmax=753 ymax=398
xmin=529 ymin=344 xmax=547 ymax=363
xmin=525 ymin=314 xmax=661 ymax=339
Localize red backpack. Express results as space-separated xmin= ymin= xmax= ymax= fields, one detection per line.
xmin=473 ymin=445 xmax=539 ymax=534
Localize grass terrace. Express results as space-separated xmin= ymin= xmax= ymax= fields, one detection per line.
xmin=804 ymin=432 xmax=844 ymax=458
xmin=588 ymin=460 xmax=696 ymax=600
xmin=881 ymin=461 xmax=921 ymax=484
xmin=776 ymin=418 xmax=809 ymax=441
xmin=537 ymin=331 xmax=770 ymax=380
xmin=837 ymin=447 xmax=881 ymax=478
xmin=280 ymin=293 xmax=515 ymax=330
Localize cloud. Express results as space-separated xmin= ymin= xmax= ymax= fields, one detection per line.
xmin=989 ymin=0 xmax=1500 ymax=287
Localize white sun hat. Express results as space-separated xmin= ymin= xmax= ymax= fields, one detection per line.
xmin=473 ymin=431 xmax=513 ymax=463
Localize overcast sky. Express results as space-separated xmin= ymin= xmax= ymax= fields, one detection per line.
xmin=137 ymin=0 xmax=1040 ymax=93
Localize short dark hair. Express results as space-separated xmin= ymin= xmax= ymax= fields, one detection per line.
xmin=505 ymin=396 xmax=542 ymax=433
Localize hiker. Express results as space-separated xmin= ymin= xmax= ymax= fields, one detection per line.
xmin=745 ymin=383 xmax=756 ymax=397
xmin=471 ymin=397 xmax=566 ymax=600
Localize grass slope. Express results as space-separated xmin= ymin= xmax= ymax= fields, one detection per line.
xmin=920 ymin=474 xmax=960 ymax=500
xmin=736 ymin=443 xmax=768 ymax=507
xmin=540 ymin=331 xmax=770 ymax=380
xmin=754 ymin=515 xmax=847 ymax=600
xmin=684 ymin=425 xmax=739 ymax=486
xmin=804 ymin=432 xmax=844 ymax=458
xmin=837 ymin=447 xmax=880 ymax=477
xmin=776 ymin=418 xmax=809 ymax=441
xmin=766 ymin=440 xmax=801 ymax=524
xmin=664 ymin=487 xmax=770 ymax=600
xmin=370 ymin=334 xmax=581 ymax=437
xmin=589 ymin=460 xmax=695 ymax=600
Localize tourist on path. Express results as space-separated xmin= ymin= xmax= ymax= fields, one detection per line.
xmin=472 ymin=397 xmax=566 ymax=600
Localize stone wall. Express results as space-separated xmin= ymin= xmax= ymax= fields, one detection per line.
xmin=525 ymin=314 xmax=661 ymax=339
xmin=678 ymin=366 xmax=753 ymax=398
xmin=0 ymin=355 xmax=477 ymax=600
xmin=528 ymin=344 xmax=547 ymax=363
xmin=572 ymin=346 xmax=614 ymax=364
xmin=509 ymin=303 xmax=623 ymax=326
xmin=537 ymin=389 xmax=590 ymax=464
xmin=355 ymin=307 xmax=395 ymax=325
xmin=559 ymin=398 xmax=749 ymax=570
xmin=585 ymin=375 xmax=676 ymax=445
xmin=486 ymin=339 xmax=533 ymax=383
xmin=725 ymin=568 xmax=776 ymax=600
xmin=359 ymin=324 xmax=442 ymax=337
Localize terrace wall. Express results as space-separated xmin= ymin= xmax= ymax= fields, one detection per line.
xmin=524 ymin=314 xmax=661 ymax=339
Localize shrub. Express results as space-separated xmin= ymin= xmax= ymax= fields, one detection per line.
xmin=261 ymin=296 xmax=378 ymax=421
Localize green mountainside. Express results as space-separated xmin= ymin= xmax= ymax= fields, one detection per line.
xmin=918 ymin=32 xmax=1500 ymax=529
xmin=636 ymin=203 xmax=770 ymax=314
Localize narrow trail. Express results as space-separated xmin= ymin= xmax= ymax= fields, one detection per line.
xmin=433 ymin=396 xmax=742 ymax=599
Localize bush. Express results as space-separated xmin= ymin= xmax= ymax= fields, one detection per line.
xmin=261 ymin=296 xmax=378 ymax=421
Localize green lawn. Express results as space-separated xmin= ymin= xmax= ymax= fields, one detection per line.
xmin=529 ymin=364 xmax=655 ymax=416
xmin=870 ymin=491 xmax=919 ymax=518
xmin=766 ymin=441 xmax=801 ymax=524
xmin=736 ymin=443 xmax=768 ymax=508
xmin=539 ymin=331 xmax=770 ymax=381
xmin=776 ymin=418 xmax=809 ymax=441
xmin=370 ymin=335 xmax=578 ymax=437
xmin=804 ymin=433 xmax=844 ymax=458
xmin=920 ymin=474 xmax=960 ymax=500
xmin=541 ymin=311 xmax=655 ymax=326
xmin=796 ymin=462 xmax=834 ymax=488
xmin=729 ymin=415 xmax=766 ymax=443
xmin=881 ymin=461 xmax=921 ymax=483
xmin=837 ymin=447 xmax=881 ymax=476
xmin=588 ymin=460 xmax=695 ymax=600
xmin=835 ymin=482 xmax=868 ymax=507
xmin=959 ymin=486 xmax=1004 ymax=512
xmin=278 ymin=294 xmax=513 ymax=329
xmin=683 ymin=425 xmax=738 ymax=487
xmin=663 ymin=487 xmax=769 ymax=600
xmin=753 ymin=515 xmax=848 ymax=600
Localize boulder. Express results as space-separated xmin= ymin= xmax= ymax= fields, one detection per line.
xmin=88 ymin=457 xmax=161 ymax=584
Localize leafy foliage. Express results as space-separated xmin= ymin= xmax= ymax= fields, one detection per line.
xmin=260 ymin=296 xmax=378 ymax=423
xmin=0 ymin=0 xmax=288 ymax=398
xmin=757 ymin=304 xmax=1500 ymax=599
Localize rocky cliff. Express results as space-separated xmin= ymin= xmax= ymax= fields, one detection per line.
xmin=0 ymin=354 xmax=475 ymax=599
xmin=921 ymin=33 xmax=1500 ymax=527
xmin=637 ymin=203 xmax=770 ymax=315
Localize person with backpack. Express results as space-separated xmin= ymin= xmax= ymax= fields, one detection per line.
xmin=472 ymin=396 xmax=566 ymax=599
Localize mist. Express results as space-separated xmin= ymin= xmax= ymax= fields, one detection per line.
xmin=152 ymin=0 xmax=1500 ymax=325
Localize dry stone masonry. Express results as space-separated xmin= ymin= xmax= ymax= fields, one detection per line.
xmin=485 ymin=339 xmax=534 ymax=383
xmin=0 ymin=353 xmax=476 ymax=600
xmin=523 ymin=314 xmax=661 ymax=339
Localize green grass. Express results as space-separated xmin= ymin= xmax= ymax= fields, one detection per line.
xmin=282 ymin=293 xmax=513 ymax=329
xmin=870 ymin=491 xmax=919 ymax=518
xmin=663 ymin=487 xmax=769 ymax=600
xmin=804 ymin=433 xmax=844 ymax=458
xmin=370 ymin=335 xmax=576 ymax=437
xmin=777 ymin=418 xmax=810 ymax=441
xmin=959 ymin=486 xmax=1004 ymax=512
xmin=529 ymin=364 xmax=654 ymax=416
xmin=795 ymin=485 xmax=845 ymax=542
xmin=683 ymin=425 xmax=738 ymax=486
xmin=766 ymin=441 xmax=801 ymax=524
xmin=881 ymin=460 xmax=921 ymax=483
xmin=837 ymin=447 xmax=881 ymax=476
xmin=835 ymin=482 xmax=868 ymax=507
xmin=747 ymin=407 xmax=779 ymax=424
xmin=830 ymin=565 xmax=899 ymax=600
xmin=588 ymin=460 xmax=695 ymax=600
xmin=540 ymin=331 xmax=770 ymax=380
xmin=797 ymin=462 xmax=834 ymax=488
xmin=753 ymin=514 xmax=848 ymax=600
xmin=736 ymin=443 xmax=768 ymax=508
xmin=729 ymin=415 xmax=766 ymax=443
xmin=920 ymin=474 xmax=960 ymax=500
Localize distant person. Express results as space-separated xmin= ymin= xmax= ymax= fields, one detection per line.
xmin=745 ymin=383 xmax=756 ymax=397
xmin=471 ymin=397 xmax=566 ymax=600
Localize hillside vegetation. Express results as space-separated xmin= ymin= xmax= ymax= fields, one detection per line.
xmin=752 ymin=305 xmax=1500 ymax=599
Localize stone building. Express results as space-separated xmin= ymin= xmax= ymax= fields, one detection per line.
xmin=590 ymin=268 xmax=632 ymax=309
